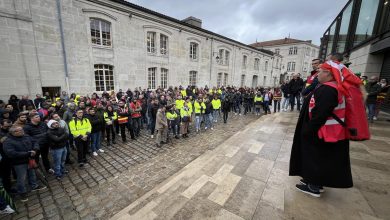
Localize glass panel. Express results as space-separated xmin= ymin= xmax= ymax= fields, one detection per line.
xmin=337 ymin=1 xmax=353 ymax=53
xmin=327 ymin=22 xmax=337 ymax=55
xmin=354 ymin=0 xmax=380 ymax=46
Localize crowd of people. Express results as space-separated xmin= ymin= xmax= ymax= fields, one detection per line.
xmin=0 ymin=54 xmax=389 ymax=213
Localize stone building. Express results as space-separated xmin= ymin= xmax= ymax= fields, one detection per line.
xmin=0 ymin=0 xmax=281 ymax=100
xmin=250 ymin=38 xmax=320 ymax=81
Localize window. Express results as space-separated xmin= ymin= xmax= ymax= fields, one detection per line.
xmin=161 ymin=68 xmax=168 ymax=89
xmin=287 ymin=62 xmax=296 ymax=71
xmin=263 ymin=76 xmax=267 ymax=86
xmin=94 ymin=64 xmax=114 ymax=91
xmin=312 ymin=49 xmax=316 ymax=57
xmin=189 ymin=42 xmax=198 ymax=60
xmin=327 ymin=22 xmax=337 ymax=55
xmin=353 ymin=0 xmax=380 ymax=46
xmin=276 ymin=59 xmax=279 ymax=68
xmin=337 ymin=1 xmax=353 ymax=52
xmin=293 ymin=47 xmax=298 ymax=55
xmin=265 ymin=61 xmax=268 ymax=71
xmin=224 ymin=73 xmax=228 ymax=86
xmin=189 ymin=71 xmax=197 ymax=86
xmin=241 ymin=74 xmax=246 ymax=87
xmin=147 ymin=32 xmax=156 ymax=53
xmin=148 ymin=67 xmax=156 ymax=89
xmin=242 ymin=55 xmax=247 ymax=69
xmin=224 ymin=51 xmax=230 ymax=65
xmin=218 ymin=49 xmax=230 ymax=65
xmin=289 ymin=47 xmax=293 ymax=55
xmin=254 ymin=58 xmax=260 ymax=70
xmin=275 ymin=49 xmax=280 ymax=55
xmin=90 ymin=19 xmax=111 ymax=46
xmin=306 ymin=47 xmax=310 ymax=56
xmin=217 ymin=72 xmax=223 ymax=87
xmin=160 ymin=34 xmax=168 ymax=55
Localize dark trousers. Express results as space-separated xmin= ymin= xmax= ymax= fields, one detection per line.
xmin=119 ymin=124 xmax=127 ymax=141
xmin=132 ymin=117 xmax=141 ymax=136
xmin=263 ymin=101 xmax=271 ymax=114
xmin=127 ymin=120 xmax=135 ymax=139
xmin=168 ymin=120 xmax=179 ymax=137
xmin=290 ymin=93 xmax=301 ymax=111
xmin=223 ymin=111 xmax=228 ymax=123
xmin=273 ymin=100 xmax=281 ymax=112
xmin=0 ymin=159 xmax=12 ymax=192
xmin=150 ymin=117 xmax=156 ymax=135
xmin=36 ymin=144 xmax=51 ymax=171
xmin=114 ymin=120 xmax=119 ymax=134
xmin=75 ymin=138 xmax=89 ymax=164
xmin=106 ymin=125 xmax=115 ymax=143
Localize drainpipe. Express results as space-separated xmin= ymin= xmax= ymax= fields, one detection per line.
xmin=56 ymin=0 xmax=70 ymax=95
xmin=209 ymin=38 xmax=214 ymax=87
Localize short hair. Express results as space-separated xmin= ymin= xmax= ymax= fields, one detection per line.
xmin=29 ymin=112 xmax=40 ymax=119
xmin=1 ymin=119 xmax=12 ymax=125
xmin=9 ymin=125 xmax=23 ymax=134
xmin=18 ymin=111 xmax=29 ymax=117
xmin=331 ymin=53 xmax=344 ymax=62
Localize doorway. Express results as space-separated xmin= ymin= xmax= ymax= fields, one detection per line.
xmin=252 ymin=75 xmax=258 ymax=88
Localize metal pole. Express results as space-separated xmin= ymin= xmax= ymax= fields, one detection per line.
xmin=56 ymin=0 xmax=70 ymax=95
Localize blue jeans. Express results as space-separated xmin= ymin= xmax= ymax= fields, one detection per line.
xmin=367 ymin=103 xmax=376 ymax=121
xmin=195 ymin=115 xmax=202 ymax=131
xmin=51 ymin=147 xmax=67 ymax=177
xmin=205 ymin=113 xmax=213 ymax=128
xmin=213 ymin=110 xmax=219 ymax=122
xmin=90 ymin=132 xmax=101 ymax=152
xmin=281 ymin=96 xmax=289 ymax=109
xmin=13 ymin=164 xmax=38 ymax=194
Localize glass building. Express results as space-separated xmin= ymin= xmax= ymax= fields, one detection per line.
xmin=320 ymin=0 xmax=390 ymax=112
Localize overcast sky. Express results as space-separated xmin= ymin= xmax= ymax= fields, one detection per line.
xmin=130 ymin=0 xmax=348 ymax=46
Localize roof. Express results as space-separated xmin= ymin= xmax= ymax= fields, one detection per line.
xmin=101 ymin=0 xmax=274 ymax=56
xmin=250 ymin=38 xmax=318 ymax=48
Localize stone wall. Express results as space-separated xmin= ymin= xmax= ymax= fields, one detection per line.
xmin=348 ymin=44 xmax=383 ymax=78
xmin=0 ymin=0 xmax=279 ymax=101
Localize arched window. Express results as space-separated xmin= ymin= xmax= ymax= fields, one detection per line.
xmin=254 ymin=58 xmax=260 ymax=70
xmin=90 ymin=19 xmax=111 ymax=46
xmin=241 ymin=74 xmax=246 ymax=87
xmin=242 ymin=55 xmax=247 ymax=69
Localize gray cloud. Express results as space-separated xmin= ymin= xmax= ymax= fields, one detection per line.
xmin=130 ymin=0 xmax=348 ymax=46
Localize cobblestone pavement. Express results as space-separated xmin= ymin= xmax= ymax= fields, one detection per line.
xmin=112 ymin=112 xmax=390 ymax=220
xmin=2 ymin=113 xmax=259 ymax=220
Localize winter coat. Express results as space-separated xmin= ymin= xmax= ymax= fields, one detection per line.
xmin=23 ymin=122 xmax=48 ymax=145
xmin=3 ymin=134 xmax=39 ymax=165
xmin=86 ymin=114 xmax=104 ymax=133
xmin=155 ymin=109 xmax=168 ymax=130
xmin=47 ymin=127 xmax=68 ymax=149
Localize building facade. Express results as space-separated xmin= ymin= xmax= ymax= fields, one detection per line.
xmin=320 ymin=0 xmax=390 ymax=112
xmin=250 ymin=38 xmax=320 ymax=81
xmin=0 ymin=0 xmax=281 ymax=101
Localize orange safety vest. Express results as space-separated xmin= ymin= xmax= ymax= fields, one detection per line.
xmin=309 ymin=82 xmax=346 ymax=142
xmin=117 ymin=107 xmax=129 ymax=124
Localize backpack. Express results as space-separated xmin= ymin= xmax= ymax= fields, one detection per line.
xmin=328 ymin=61 xmax=370 ymax=141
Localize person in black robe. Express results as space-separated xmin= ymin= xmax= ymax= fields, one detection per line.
xmin=289 ymin=61 xmax=353 ymax=197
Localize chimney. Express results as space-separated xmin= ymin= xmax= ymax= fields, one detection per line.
xmin=182 ymin=16 xmax=202 ymax=28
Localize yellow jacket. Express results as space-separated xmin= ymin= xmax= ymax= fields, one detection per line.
xmin=194 ymin=101 xmax=206 ymax=114
xmin=180 ymin=107 xmax=191 ymax=118
xmin=211 ymin=99 xmax=221 ymax=110
xmin=180 ymin=90 xmax=187 ymax=97
xmin=175 ymin=99 xmax=185 ymax=110
xmin=69 ymin=117 xmax=92 ymax=137
xmin=104 ymin=111 xmax=118 ymax=123
xmin=166 ymin=111 xmax=178 ymax=120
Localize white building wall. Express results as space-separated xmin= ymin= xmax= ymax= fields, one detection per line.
xmin=348 ymin=44 xmax=383 ymax=78
xmin=0 ymin=0 xmax=279 ymax=101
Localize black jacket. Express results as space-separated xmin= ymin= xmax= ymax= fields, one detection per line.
xmin=86 ymin=114 xmax=104 ymax=133
xmin=24 ymin=122 xmax=48 ymax=145
xmin=47 ymin=127 xmax=68 ymax=149
xmin=3 ymin=134 xmax=39 ymax=165
xmin=365 ymin=82 xmax=382 ymax=104
xmin=288 ymin=78 xmax=304 ymax=94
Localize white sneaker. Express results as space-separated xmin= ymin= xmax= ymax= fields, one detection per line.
xmin=93 ymin=152 xmax=98 ymax=156
xmin=239 ymin=114 xmax=242 ymax=116
xmin=48 ymin=169 xmax=55 ymax=174
xmin=205 ymin=127 xmax=208 ymax=130
xmin=151 ymin=135 xmax=154 ymax=138
xmin=0 ymin=205 xmax=15 ymax=215
xmin=98 ymin=149 xmax=104 ymax=153
xmin=211 ymin=127 xmax=214 ymax=130
xmin=373 ymin=116 xmax=378 ymax=121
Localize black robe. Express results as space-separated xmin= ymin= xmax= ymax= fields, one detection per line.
xmin=289 ymin=84 xmax=353 ymax=188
